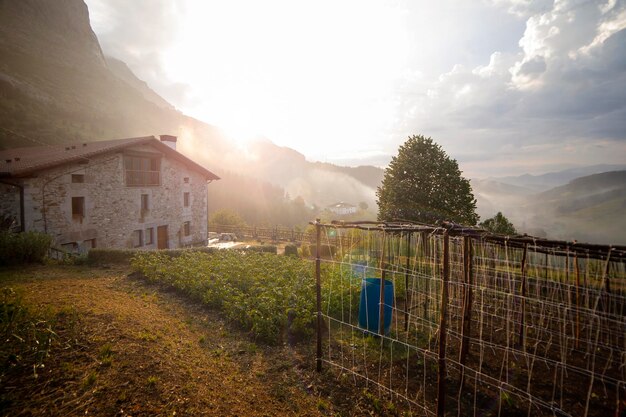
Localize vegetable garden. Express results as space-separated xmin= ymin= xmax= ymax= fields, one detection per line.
xmin=313 ymin=220 xmax=626 ymax=417
xmin=131 ymin=221 xmax=626 ymax=416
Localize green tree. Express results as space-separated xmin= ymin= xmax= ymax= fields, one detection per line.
xmin=479 ymin=212 xmax=517 ymax=235
xmin=208 ymin=209 xmax=246 ymax=228
xmin=376 ymin=135 xmax=478 ymax=225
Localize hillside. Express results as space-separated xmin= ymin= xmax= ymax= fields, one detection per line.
xmin=473 ymin=170 xmax=626 ymax=244
xmin=523 ymin=171 xmax=626 ymax=243
xmin=488 ymin=164 xmax=626 ymax=192
xmin=0 ymin=0 xmax=381 ymax=223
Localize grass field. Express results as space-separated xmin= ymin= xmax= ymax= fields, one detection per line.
xmin=0 ymin=264 xmax=398 ymax=417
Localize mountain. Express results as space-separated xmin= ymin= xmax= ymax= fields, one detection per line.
xmin=0 ymin=0 xmax=381 ymax=225
xmin=215 ymin=139 xmax=383 ymax=208
xmin=488 ymin=164 xmax=626 ymax=192
xmin=104 ymin=56 xmax=174 ymax=111
xmin=473 ymin=171 xmax=626 ymax=244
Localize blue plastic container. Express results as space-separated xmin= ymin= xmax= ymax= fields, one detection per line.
xmin=358 ymin=277 xmax=394 ymax=335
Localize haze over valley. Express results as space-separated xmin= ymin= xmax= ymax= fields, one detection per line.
xmin=1 ymin=0 xmax=625 ymax=243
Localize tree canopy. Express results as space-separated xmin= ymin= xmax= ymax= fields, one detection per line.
xmin=376 ymin=135 xmax=478 ymax=225
xmin=479 ymin=212 xmax=517 ymax=235
xmin=208 ymin=209 xmax=247 ymax=228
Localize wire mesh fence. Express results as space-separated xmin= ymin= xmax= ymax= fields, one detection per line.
xmin=313 ymin=221 xmax=626 ymax=417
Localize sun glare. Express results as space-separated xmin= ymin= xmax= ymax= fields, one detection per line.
xmin=160 ymin=0 xmax=409 ymax=155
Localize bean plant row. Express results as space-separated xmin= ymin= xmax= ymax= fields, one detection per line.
xmin=131 ymin=251 xmax=361 ymax=343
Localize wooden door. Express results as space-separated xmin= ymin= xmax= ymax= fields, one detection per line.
xmin=157 ymin=225 xmax=168 ymax=249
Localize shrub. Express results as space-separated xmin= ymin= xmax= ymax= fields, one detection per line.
xmin=88 ymin=247 xmax=220 ymax=265
xmin=299 ymin=244 xmax=311 ymax=258
xmin=240 ymin=245 xmax=277 ymax=254
xmin=0 ymin=231 xmax=52 ymax=266
xmin=284 ymin=244 xmax=298 ymax=257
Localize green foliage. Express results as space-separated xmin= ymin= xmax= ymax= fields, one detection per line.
xmin=241 ymin=245 xmax=278 ymax=254
xmin=479 ymin=212 xmax=517 ymax=235
xmin=299 ymin=244 xmax=311 ymax=258
xmin=284 ymin=244 xmax=299 ymax=257
xmin=208 ymin=209 xmax=247 ymax=228
xmin=130 ymin=251 xmax=359 ymax=344
xmin=87 ymin=247 xmax=219 ymax=265
xmin=0 ymin=288 xmax=56 ymax=380
xmin=376 ymin=135 xmax=478 ymax=225
xmin=0 ymin=231 xmax=52 ymax=266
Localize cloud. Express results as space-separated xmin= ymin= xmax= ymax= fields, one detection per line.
xmin=396 ymin=0 xmax=626 ymax=175
xmin=489 ymin=0 xmax=555 ymax=18
xmin=85 ymin=0 xmax=625 ymax=177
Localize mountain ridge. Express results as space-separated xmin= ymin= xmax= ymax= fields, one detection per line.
xmin=0 ymin=0 xmax=381 ymax=224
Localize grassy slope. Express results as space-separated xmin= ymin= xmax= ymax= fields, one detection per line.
xmin=0 ymin=265 xmax=324 ymax=416
xmin=0 ymin=265 xmax=392 ymax=417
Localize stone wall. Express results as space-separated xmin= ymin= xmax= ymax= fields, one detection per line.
xmin=13 ymin=143 xmax=209 ymax=251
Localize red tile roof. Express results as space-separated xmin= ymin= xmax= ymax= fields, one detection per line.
xmin=0 ymin=136 xmax=220 ymax=180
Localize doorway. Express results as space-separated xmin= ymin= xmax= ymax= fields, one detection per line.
xmin=157 ymin=225 xmax=168 ymax=249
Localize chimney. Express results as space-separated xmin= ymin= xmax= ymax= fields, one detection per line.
xmin=160 ymin=135 xmax=177 ymax=151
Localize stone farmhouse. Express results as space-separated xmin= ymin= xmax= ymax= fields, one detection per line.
xmin=0 ymin=135 xmax=219 ymax=252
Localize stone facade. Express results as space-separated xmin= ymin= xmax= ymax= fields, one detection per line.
xmin=2 ymin=142 xmax=210 ymax=251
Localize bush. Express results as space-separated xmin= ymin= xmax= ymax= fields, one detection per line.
xmin=87 ymin=247 xmax=220 ymax=265
xmin=0 ymin=231 xmax=52 ymax=266
xmin=240 ymin=245 xmax=277 ymax=254
xmin=284 ymin=244 xmax=299 ymax=257
xmin=299 ymin=244 xmax=311 ymax=258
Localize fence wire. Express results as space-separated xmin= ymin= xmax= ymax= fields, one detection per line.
xmin=314 ymin=222 xmax=626 ymax=417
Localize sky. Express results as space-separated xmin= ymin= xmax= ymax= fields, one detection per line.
xmin=85 ymin=0 xmax=626 ymax=177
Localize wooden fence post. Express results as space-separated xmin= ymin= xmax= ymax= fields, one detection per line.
xmin=437 ymin=232 xmax=450 ymax=417
xmin=423 ymin=232 xmax=430 ymax=321
xmin=405 ymin=232 xmax=411 ymax=332
xmin=517 ymin=243 xmax=528 ymax=349
xmin=315 ymin=219 xmax=322 ymax=372
xmin=379 ymin=232 xmax=388 ymax=336
xmin=459 ymin=236 xmax=473 ymax=365
xmin=575 ymin=253 xmax=580 ymax=349
xmin=603 ymin=248 xmax=612 ymax=313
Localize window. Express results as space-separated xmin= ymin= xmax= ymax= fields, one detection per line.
xmin=72 ymin=197 xmax=85 ymax=221
xmin=132 ymin=230 xmax=143 ymax=247
xmin=141 ymin=194 xmax=149 ymax=212
xmin=71 ymin=174 xmax=84 ymax=183
xmin=183 ymin=221 xmax=191 ymax=237
xmin=61 ymin=242 xmax=78 ymax=252
xmin=183 ymin=177 xmax=189 ymax=184
xmin=84 ymin=239 xmax=96 ymax=249
xmin=145 ymin=228 xmax=154 ymax=245
xmin=124 ymin=155 xmax=160 ymax=186
xmin=183 ymin=192 xmax=190 ymax=207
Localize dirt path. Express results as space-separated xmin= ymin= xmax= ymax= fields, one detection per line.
xmin=0 ymin=265 xmax=326 ymax=417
